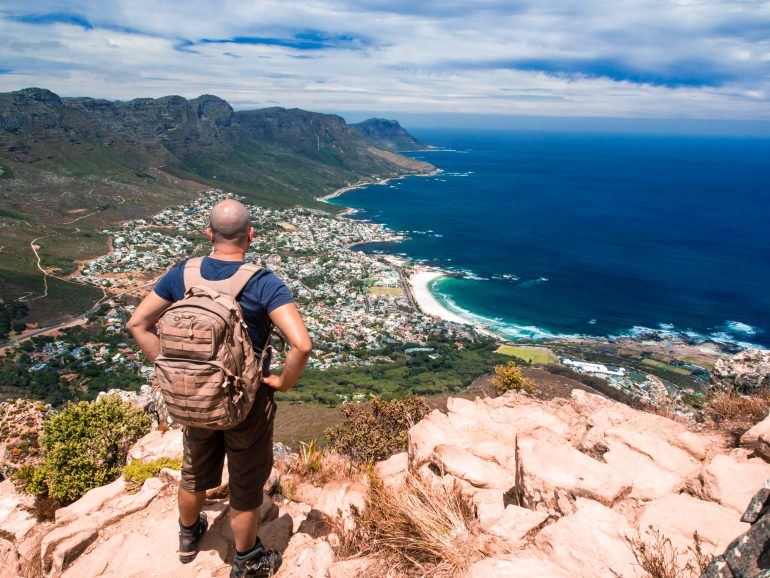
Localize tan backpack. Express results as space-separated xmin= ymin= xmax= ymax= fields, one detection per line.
xmin=153 ymin=257 xmax=271 ymax=429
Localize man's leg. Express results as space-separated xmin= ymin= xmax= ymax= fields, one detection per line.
xmin=230 ymin=507 xmax=260 ymax=553
xmin=178 ymin=487 xmax=207 ymax=526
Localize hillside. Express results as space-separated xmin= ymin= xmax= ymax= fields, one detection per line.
xmin=1 ymin=387 xmax=766 ymax=577
xmin=0 ymin=88 xmax=432 ymax=326
xmin=350 ymin=118 xmax=426 ymax=152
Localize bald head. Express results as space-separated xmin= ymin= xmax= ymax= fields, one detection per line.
xmin=208 ymin=199 xmax=252 ymax=243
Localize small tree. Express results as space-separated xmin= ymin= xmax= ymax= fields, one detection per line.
xmin=326 ymin=395 xmax=429 ymax=463
xmin=28 ymin=394 xmax=150 ymax=502
xmin=491 ymin=360 xmax=535 ymax=395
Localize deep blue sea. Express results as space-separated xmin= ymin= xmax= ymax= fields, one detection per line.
xmin=330 ymin=129 xmax=770 ymax=348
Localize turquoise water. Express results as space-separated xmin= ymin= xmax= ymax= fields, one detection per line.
xmin=330 ymin=129 xmax=770 ymax=348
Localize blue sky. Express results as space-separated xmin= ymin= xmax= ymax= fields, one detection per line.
xmin=1 ymin=0 xmax=770 ymax=124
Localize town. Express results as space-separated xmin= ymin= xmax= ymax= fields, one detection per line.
xmin=0 ymin=191 xmax=706 ymax=411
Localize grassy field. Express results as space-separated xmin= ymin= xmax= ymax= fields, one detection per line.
xmin=641 ymin=358 xmax=693 ymax=376
xmin=495 ymin=345 xmax=557 ymax=365
xmin=369 ymin=286 xmax=404 ymax=296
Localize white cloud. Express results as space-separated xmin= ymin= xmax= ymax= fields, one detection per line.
xmin=0 ymin=0 xmax=769 ymax=119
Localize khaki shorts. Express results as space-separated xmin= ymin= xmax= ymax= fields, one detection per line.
xmin=180 ymin=385 xmax=276 ymax=511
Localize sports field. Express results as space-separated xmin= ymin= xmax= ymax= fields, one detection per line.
xmin=369 ymin=286 xmax=404 ymax=296
xmin=495 ymin=345 xmax=557 ymax=365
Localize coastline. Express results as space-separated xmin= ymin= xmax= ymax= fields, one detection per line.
xmin=408 ymin=271 xmax=469 ymax=326
xmin=317 ymin=168 xmax=441 ymax=204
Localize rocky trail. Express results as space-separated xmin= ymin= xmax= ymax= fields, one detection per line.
xmin=3 ymin=387 xmax=770 ymax=577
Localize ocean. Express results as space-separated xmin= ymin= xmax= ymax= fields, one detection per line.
xmin=329 ymin=129 xmax=770 ymax=348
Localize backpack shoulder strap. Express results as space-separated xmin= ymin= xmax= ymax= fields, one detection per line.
xmin=182 ymin=257 xmax=206 ymax=292
xmin=228 ymin=263 xmax=262 ymax=297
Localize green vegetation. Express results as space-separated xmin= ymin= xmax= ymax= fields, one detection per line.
xmin=326 ymin=396 xmax=429 ymax=463
xmin=491 ymin=360 xmax=535 ymax=395
xmin=288 ymin=337 xmax=507 ymax=405
xmin=641 ymin=358 xmax=693 ymax=376
xmin=0 ymin=301 xmax=28 ymax=340
xmin=122 ymin=457 xmax=182 ymax=491
xmin=0 ymin=208 xmax=29 ymax=221
xmin=495 ymin=345 xmax=556 ymax=365
xmin=26 ymin=395 xmax=150 ymax=502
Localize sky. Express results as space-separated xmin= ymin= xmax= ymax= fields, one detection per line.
xmin=1 ymin=0 xmax=770 ymax=128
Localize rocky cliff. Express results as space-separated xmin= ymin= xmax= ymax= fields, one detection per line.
xmin=2 ymin=387 xmax=768 ymax=577
xmin=350 ymin=118 xmax=425 ymax=152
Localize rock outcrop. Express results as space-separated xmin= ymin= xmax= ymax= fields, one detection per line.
xmin=705 ymin=479 xmax=770 ymax=577
xmin=405 ymin=389 xmax=756 ymax=577
xmin=2 ymin=388 xmax=768 ymax=577
xmin=711 ymin=349 xmax=770 ymax=393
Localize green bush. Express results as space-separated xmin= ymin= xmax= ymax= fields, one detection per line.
xmin=325 ymin=395 xmax=429 ymax=463
xmin=28 ymin=395 xmax=151 ymax=502
xmin=122 ymin=457 xmax=182 ymax=491
xmin=491 ymin=360 xmax=535 ymax=395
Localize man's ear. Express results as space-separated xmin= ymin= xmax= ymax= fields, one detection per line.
xmin=205 ymin=227 xmax=215 ymax=243
xmin=248 ymin=226 xmax=254 ymax=243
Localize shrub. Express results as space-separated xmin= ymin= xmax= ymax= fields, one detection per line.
xmin=624 ymin=526 xmax=711 ymax=578
xmin=28 ymin=394 xmax=151 ymax=502
xmin=325 ymin=396 xmax=429 ymax=463
xmin=491 ymin=360 xmax=535 ymax=395
xmin=122 ymin=457 xmax=182 ymax=492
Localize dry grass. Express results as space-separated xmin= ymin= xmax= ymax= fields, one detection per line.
xmin=706 ymin=389 xmax=770 ymax=424
xmin=705 ymin=389 xmax=770 ymax=444
xmin=624 ymin=526 xmax=712 ymax=578
xmin=335 ymin=474 xmax=492 ymax=577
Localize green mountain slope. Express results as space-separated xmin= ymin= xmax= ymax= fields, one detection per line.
xmin=0 ymin=88 xmax=433 ymax=327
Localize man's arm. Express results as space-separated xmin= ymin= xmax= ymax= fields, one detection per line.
xmin=127 ymin=292 xmax=172 ymax=362
xmin=261 ymin=302 xmax=313 ymax=393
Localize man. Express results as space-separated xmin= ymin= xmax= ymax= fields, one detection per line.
xmin=128 ymin=199 xmax=313 ymax=578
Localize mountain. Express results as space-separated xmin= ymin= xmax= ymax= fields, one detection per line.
xmin=350 ymin=118 xmax=426 ymax=152
xmin=0 ymin=88 xmax=432 ymax=325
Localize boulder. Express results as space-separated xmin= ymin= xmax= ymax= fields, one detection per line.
xmin=279 ymin=533 xmax=335 ymax=578
xmin=471 ymin=489 xmax=507 ymax=529
xmin=586 ymin=424 xmax=699 ymax=477
xmin=534 ymin=498 xmax=641 ymax=578
xmin=0 ymin=481 xmax=36 ymax=541
xmin=55 ymin=478 xmax=126 ymax=525
xmin=691 ymin=454 xmax=770 ymax=513
xmin=431 ymin=445 xmax=514 ymax=490
xmin=741 ymin=413 xmax=770 ymax=461
xmin=711 ymin=349 xmax=770 ymax=393
xmin=705 ymin=479 xmax=770 ymax=577
xmin=408 ymin=409 xmax=464 ymax=466
xmin=375 ymin=452 xmax=408 ymax=488
xmin=313 ymin=481 xmax=368 ymax=532
xmin=41 ymin=522 xmax=100 ymax=575
xmin=127 ymin=428 xmax=182 ymax=463
xmin=0 ymin=537 xmax=19 ymax=578
xmin=601 ymin=440 xmax=683 ymax=500
xmin=515 ymin=436 xmax=630 ymax=515
xmin=487 ymin=505 xmax=549 ymax=546
xmin=466 ymin=554 xmax=571 ymax=578
xmin=638 ymin=493 xmax=750 ymax=555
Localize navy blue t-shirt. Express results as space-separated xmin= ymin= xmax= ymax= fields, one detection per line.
xmin=154 ymin=257 xmax=294 ymax=373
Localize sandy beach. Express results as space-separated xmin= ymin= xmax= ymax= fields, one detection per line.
xmin=408 ymin=270 xmax=471 ymax=326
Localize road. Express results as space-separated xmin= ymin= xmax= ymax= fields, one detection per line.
xmin=1 ymin=280 xmax=156 ymax=351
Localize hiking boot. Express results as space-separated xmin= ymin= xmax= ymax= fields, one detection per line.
xmin=230 ymin=539 xmax=282 ymax=578
xmin=178 ymin=512 xmax=208 ymax=563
